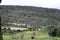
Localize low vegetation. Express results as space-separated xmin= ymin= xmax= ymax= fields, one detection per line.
xmin=2 ymin=26 xmax=60 ymax=40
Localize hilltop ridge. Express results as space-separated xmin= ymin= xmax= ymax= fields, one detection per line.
xmin=0 ymin=5 xmax=60 ymax=27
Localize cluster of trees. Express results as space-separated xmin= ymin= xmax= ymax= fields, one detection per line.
xmin=2 ymin=27 xmax=12 ymax=35
xmin=1 ymin=5 xmax=60 ymax=26
xmin=48 ymin=26 xmax=60 ymax=37
xmin=2 ymin=27 xmax=22 ymax=35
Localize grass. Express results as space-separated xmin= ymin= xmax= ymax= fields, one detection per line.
xmin=3 ymin=31 xmax=60 ymax=40
xmin=2 ymin=26 xmax=60 ymax=40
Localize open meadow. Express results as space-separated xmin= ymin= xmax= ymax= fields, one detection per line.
xmin=3 ymin=30 xmax=60 ymax=40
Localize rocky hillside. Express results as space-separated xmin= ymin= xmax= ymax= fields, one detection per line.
xmin=0 ymin=5 xmax=60 ymax=26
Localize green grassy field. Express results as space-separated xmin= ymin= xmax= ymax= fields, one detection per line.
xmin=3 ymin=31 xmax=60 ymax=40
xmin=2 ymin=26 xmax=60 ymax=40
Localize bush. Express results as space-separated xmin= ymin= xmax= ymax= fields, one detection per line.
xmin=48 ymin=26 xmax=57 ymax=37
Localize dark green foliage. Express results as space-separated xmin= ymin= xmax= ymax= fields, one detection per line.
xmin=48 ymin=26 xmax=60 ymax=37
xmin=0 ymin=5 xmax=59 ymax=27
xmin=0 ymin=17 xmax=3 ymax=40
xmin=48 ymin=28 xmax=57 ymax=37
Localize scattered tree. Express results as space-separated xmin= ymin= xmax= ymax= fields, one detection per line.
xmin=48 ymin=26 xmax=57 ymax=37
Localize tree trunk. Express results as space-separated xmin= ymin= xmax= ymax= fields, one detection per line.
xmin=0 ymin=0 xmax=2 ymax=3
xmin=0 ymin=17 xmax=3 ymax=40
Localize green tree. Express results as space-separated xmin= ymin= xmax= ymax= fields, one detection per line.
xmin=0 ymin=17 xmax=3 ymax=40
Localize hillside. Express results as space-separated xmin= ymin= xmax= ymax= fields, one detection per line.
xmin=0 ymin=5 xmax=60 ymax=27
